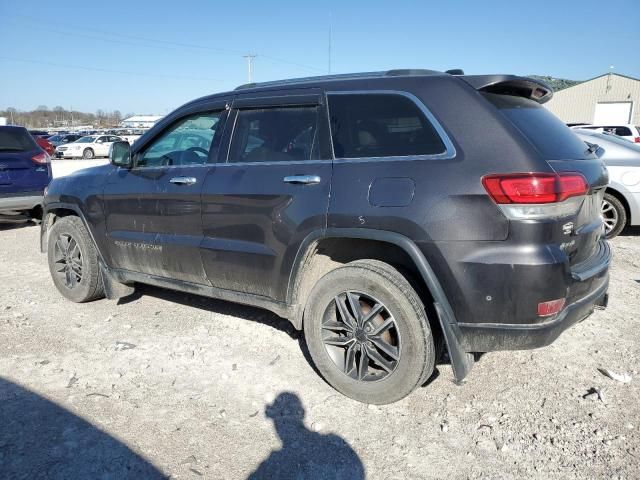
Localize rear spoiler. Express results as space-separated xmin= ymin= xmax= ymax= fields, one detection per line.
xmin=461 ymin=75 xmax=553 ymax=104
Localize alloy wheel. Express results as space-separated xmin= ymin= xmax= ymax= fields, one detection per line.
xmin=53 ymin=233 xmax=83 ymax=289
xmin=322 ymin=291 xmax=401 ymax=382
xmin=601 ymin=199 xmax=619 ymax=235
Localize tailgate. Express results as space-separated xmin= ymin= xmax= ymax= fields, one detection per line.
xmin=548 ymin=158 xmax=608 ymax=266
xmin=0 ymin=150 xmax=44 ymax=193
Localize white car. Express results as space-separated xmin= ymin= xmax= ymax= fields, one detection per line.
xmin=571 ymin=124 xmax=640 ymax=144
xmin=55 ymin=135 xmax=124 ymax=159
xmin=574 ymin=129 xmax=640 ymax=238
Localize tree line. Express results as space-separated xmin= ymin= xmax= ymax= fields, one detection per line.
xmin=1 ymin=106 xmax=135 ymax=129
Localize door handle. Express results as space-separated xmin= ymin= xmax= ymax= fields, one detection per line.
xmin=169 ymin=176 xmax=197 ymax=185
xmin=283 ymin=175 xmax=321 ymax=185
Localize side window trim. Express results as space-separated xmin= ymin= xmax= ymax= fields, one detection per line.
xmin=325 ymin=90 xmax=457 ymax=162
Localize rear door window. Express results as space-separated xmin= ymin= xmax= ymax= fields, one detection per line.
xmin=327 ymin=93 xmax=446 ymax=158
xmin=228 ymin=106 xmax=319 ymax=163
xmin=483 ymin=93 xmax=594 ymax=160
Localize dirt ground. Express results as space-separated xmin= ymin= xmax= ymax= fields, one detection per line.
xmin=0 ymin=222 xmax=638 ymax=480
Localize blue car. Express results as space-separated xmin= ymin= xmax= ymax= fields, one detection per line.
xmin=0 ymin=126 xmax=52 ymax=220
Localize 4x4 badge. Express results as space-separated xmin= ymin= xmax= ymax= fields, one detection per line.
xmin=562 ymin=222 xmax=574 ymax=235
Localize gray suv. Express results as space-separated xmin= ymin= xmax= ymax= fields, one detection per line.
xmin=40 ymin=69 xmax=611 ymax=403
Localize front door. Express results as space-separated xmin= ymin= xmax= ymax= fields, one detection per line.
xmin=102 ymin=102 xmax=229 ymax=284
xmin=200 ymin=92 xmax=333 ymax=301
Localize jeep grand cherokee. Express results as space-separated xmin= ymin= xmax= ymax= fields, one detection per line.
xmin=41 ymin=69 xmax=611 ymax=404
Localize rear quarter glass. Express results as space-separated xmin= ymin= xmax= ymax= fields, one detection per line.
xmin=482 ymin=93 xmax=594 ymax=161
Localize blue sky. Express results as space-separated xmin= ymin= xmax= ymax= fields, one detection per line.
xmin=1 ymin=0 xmax=638 ymax=114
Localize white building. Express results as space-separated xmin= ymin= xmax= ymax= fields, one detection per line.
xmin=545 ymin=73 xmax=640 ymax=125
xmin=121 ymin=115 xmax=163 ymax=128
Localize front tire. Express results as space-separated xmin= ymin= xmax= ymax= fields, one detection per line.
xmin=303 ymin=259 xmax=435 ymax=404
xmin=602 ymin=193 xmax=626 ymax=239
xmin=47 ymin=216 xmax=105 ymax=302
xmin=82 ymin=148 xmax=94 ymax=159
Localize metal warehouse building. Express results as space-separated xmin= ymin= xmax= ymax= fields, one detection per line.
xmin=545 ymin=73 xmax=640 ymax=126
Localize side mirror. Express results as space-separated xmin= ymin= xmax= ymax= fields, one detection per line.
xmin=109 ymin=141 xmax=132 ymax=168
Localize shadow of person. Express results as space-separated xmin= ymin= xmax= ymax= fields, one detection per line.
xmin=0 ymin=377 xmax=165 ymax=479
xmin=248 ymin=392 xmax=365 ymax=480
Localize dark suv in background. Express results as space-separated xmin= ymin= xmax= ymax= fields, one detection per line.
xmin=40 ymin=70 xmax=610 ymax=404
xmin=0 ymin=126 xmax=51 ymax=221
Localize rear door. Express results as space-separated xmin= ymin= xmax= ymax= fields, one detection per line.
xmin=0 ymin=127 xmax=50 ymax=194
xmin=199 ymin=91 xmax=333 ymax=300
xmin=102 ymin=100 xmax=229 ymax=283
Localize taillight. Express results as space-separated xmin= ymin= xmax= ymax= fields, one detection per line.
xmin=634 ymin=137 xmax=640 ymax=143
xmin=32 ymin=152 xmax=51 ymax=164
xmin=482 ymin=172 xmax=589 ymax=220
xmin=482 ymin=173 xmax=588 ymax=204
xmin=538 ymin=298 xmax=566 ymax=317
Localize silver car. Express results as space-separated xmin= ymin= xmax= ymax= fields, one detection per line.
xmin=575 ymin=129 xmax=640 ymax=238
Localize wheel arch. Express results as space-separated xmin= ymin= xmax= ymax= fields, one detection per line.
xmin=41 ymin=203 xmax=99 ymax=257
xmin=287 ymin=228 xmax=474 ymax=382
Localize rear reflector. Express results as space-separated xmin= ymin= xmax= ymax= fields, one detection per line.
xmin=538 ymin=298 xmax=566 ymax=317
xmin=32 ymin=152 xmax=50 ymax=164
xmin=482 ymin=173 xmax=588 ymax=204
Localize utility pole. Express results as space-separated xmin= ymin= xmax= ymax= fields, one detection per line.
xmin=243 ymin=54 xmax=257 ymax=83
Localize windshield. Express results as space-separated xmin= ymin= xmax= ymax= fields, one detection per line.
xmin=483 ymin=93 xmax=595 ymax=160
xmin=0 ymin=127 xmax=38 ymax=152
xmin=75 ymin=136 xmax=96 ymax=143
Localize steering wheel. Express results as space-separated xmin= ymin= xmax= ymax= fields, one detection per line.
xmin=186 ymin=146 xmax=209 ymax=157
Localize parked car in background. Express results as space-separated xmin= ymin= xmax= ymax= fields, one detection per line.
xmin=55 ymin=135 xmax=123 ymax=159
xmin=48 ymin=134 xmax=84 ymax=148
xmin=0 ymin=126 xmax=51 ymax=220
xmin=572 ymin=124 xmax=640 ymax=143
xmin=41 ymin=70 xmax=610 ymax=404
xmin=34 ymin=136 xmax=55 ymax=156
xmin=575 ymin=129 xmax=640 ymax=238
xmin=28 ymin=130 xmax=50 ymax=137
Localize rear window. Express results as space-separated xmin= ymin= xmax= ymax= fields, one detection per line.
xmin=327 ymin=93 xmax=446 ymax=158
xmin=602 ymin=126 xmax=632 ymax=136
xmin=483 ymin=93 xmax=593 ymax=160
xmin=0 ymin=128 xmax=38 ymax=152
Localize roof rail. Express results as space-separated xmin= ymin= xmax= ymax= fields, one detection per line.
xmin=234 ymin=68 xmax=445 ymax=90
xmin=234 ymin=71 xmax=385 ymax=90
xmin=385 ymin=69 xmax=440 ymax=76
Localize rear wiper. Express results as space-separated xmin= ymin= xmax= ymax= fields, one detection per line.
xmin=585 ymin=142 xmax=600 ymax=155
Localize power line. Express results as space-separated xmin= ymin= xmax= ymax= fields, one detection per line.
xmin=0 ymin=56 xmax=221 ymax=82
xmin=7 ymin=17 xmax=325 ymax=74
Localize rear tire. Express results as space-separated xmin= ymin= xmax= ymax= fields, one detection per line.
xmin=83 ymin=148 xmax=94 ymax=159
xmin=47 ymin=216 xmax=105 ymax=302
xmin=602 ymin=193 xmax=626 ymax=239
xmin=303 ymin=259 xmax=435 ymax=404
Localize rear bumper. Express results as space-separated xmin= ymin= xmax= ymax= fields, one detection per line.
xmin=458 ymin=271 xmax=609 ymax=352
xmin=0 ymin=192 xmax=43 ymax=213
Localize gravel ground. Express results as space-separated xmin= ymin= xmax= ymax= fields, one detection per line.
xmin=0 ymin=222 xmax=638 ymax=479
